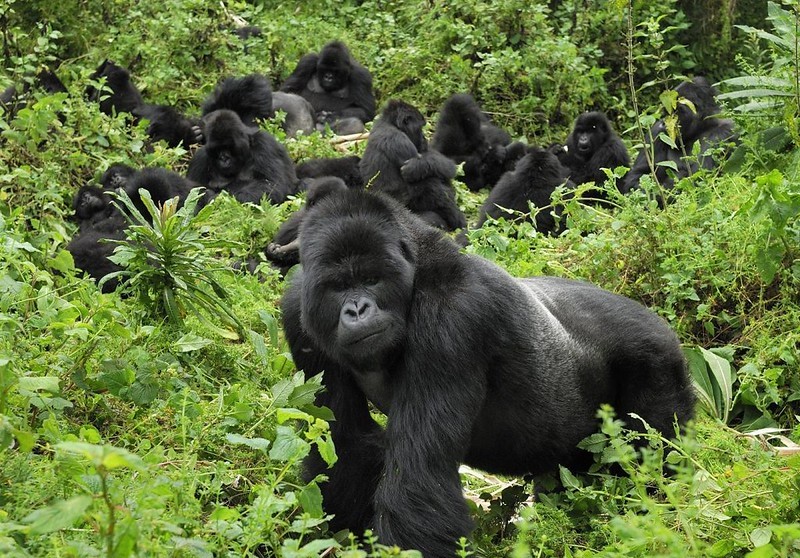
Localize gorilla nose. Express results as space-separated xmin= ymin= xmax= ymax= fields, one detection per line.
xmin=340 ymin=297 xmax=376 ymax=326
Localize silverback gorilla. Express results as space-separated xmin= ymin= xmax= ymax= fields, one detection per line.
xmin=280 ymin=40 xmax=376 ymax=135
xmin=282 ymin=189 xmax=696 ymax=557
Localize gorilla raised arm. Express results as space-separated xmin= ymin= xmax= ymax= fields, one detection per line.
xmin=187 ymin=109 xmax=299 ymax=204
xmin=360 ymin=100 xmax=466 ymax=231
xmin=282 ymin=189 xmax=695 ymax=557
xmin=431 ymin=93 xmax=526 ymax=191
xmin=280 ymin=41 xmax=376 ymax=135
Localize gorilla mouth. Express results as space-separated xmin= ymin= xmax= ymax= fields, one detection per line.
xmin=348 ymin=327 xmax=388 ymax=346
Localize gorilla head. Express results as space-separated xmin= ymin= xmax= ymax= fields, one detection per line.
xmin=73 ymin=186 xmax=112 ymax=223
xmin=569 ymin=112 xmax=612 ymax=160
xmin=674 ymin=77 xmax=721 ymax=140
xmin=317 ymin=41 xmax=352 ymax=92
xmin=381 ymin=99 xmax=427 ymax=152
xmin=202 ymin=110 xmax=254 ymax=181
xmin=298 ymin=192 xmax=415 ymax=368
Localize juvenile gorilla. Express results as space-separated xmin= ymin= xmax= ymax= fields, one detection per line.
xmin=622 ymin=77 xmax=737 ymax=194
xmin=296 ymin=155 xmax=364 ymax=189
xmin=556 ymin=111 xmax=629 ymax=199
xmin=187 ymin=109 xmax=299 ymax=204
xmin=280 ymin=41 xmax=376 ymax=135
xmin=86 ymin=60 xmax=201 ymax=148
xmin=282 ymin=189 xmax=695 ymax=557
xmin=263 ymin=176 xmax=350 ymax=273
xmin=360 ymin=100 xmax=466 ymax=231
xmin=431 ymin=93 xmax=526 ymax=191
xmin=478 ymin=146 xmax=574 ymax=235
xmin=69 ymin=167 xmax=197 ymax=292
xmin=86 ymin=60 xmax=144 ymax=115
xmin=201 ymin=74 xmax=273 ymax=128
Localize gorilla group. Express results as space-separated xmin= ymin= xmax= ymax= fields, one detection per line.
xmin=282 ymin=188 xmax=696 ymax=558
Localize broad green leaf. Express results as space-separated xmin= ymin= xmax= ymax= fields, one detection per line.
xmin=17 ymin=376 xmax=59 ymax=393
xmin=269 ymin=425 xmax=310 ymax=461
xmin=23 ymin=495 xmax=92 ymax=534
xmin=298 ymin=482 xmax=324 ymax=517
xmin=559 ymin=466 xmax=581 ymax=490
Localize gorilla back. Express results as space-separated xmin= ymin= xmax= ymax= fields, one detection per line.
xmin=282 ymin=189 xmax=695 ymax=557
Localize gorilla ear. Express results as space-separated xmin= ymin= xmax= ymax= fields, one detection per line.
xmin=399 ymin=238 xmax=416 ymax=265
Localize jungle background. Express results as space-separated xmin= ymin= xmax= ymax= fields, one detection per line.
xmin=1 ymin=0 xmax=799 ymax=556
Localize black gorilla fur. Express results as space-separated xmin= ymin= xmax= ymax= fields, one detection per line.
xmin=282 ymin=189 xmax=696 ymax=557
xmin=201 ymin=74 xmax=273 ymax=128
xmin=86 ymin=60 xmax=200 ymax=148
xmin=187 ymin=109 xmax=298 ymax=205
xmin=263 ymin=176 xmax=350 ymax=273
xmin=133 ymin=104 xmax=203 ymax=148
xmin=86 ymin=60 xmax=144 ymax=115
xmin=557 ymin=111 xmax=630 ymax=199
xmin=296 ymin=155 xmax=364 ymax=189
xmin=280 ymin=40 xmax=376 ymax=135
xmin=622 ymin=77 xmax=737 ymax=194
xmin=69 ymin=167 xmax=197 ymax=292
xmin=360 ymin=100 xmax=466 ymax=231
xmin=431 ymin=93 xmax=526 ymax=191
xmin=1 ymin=69 xmax=67 ymax=117
xmin=478 ymin=146 xmax=574 ymax=235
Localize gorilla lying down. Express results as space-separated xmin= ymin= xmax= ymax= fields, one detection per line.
xmin=282 ymin=189 xmax=696 ymax=557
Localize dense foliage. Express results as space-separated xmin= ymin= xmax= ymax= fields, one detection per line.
xmin=0 ymin=0 xmax=799 ymax=557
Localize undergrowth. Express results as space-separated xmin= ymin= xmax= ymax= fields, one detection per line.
xmin=0 ymin=0 xmax=799 ymax=557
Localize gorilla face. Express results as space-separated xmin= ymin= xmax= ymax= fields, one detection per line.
xmin=299 ymin=193 xmax=415 ymax=367
xmin=384 ymin=100 xmax=427 ymax=152
xmin=571 ymin=112 xmax=611 ymax=159
xmin=317 ymin=42 xmax=352 ymax=92
xmin=73 ymin=186 xmax=111 ymax=221
xmin=203 ymin=110 xmax=253 ymax=179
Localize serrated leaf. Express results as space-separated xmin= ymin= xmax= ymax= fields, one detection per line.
xmin=277 ymin=408 xmax=312 ymax=423
xmin=298 ymin=482 xmax=324 ymax=518
xmin=174 ymin=333 xmax=212 ymax=352
xmin=315 ymin=434 xmax=337 ymax=467
xmin=128 ymin=381 xmax=159 ymax=405
xmin=559 ymin=466 xmax=581 ymax=490
xmin=269 ymin=425 xmax=310 ymax=461
xmin=226 ymin=433 xmax=271 ymax=452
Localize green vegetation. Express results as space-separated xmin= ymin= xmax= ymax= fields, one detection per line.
xmin=1 ymin=0 xmax=799 ymax=556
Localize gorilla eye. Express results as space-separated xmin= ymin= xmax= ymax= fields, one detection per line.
xmin=363 ymin=276 xmax=380 ymax=286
